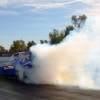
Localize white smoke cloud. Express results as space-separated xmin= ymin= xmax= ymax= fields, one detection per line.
xmin=16 ymin=16 xmax=99 ymax=90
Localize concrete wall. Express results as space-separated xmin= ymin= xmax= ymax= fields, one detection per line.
xmin=0 ymin=57 xmax=10 ymax=62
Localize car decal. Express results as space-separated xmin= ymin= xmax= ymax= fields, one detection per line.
xmin=4 ymin=66 xmax=14 ymax=70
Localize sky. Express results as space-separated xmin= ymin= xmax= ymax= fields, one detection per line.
xmin=0 ymin=0 xmax=100 ymax=50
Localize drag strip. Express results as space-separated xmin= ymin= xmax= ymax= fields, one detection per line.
xmin=0 ymin=77 xmax=100 ymax=100
xmin=0 ymin=61 xmax=100 ymax=100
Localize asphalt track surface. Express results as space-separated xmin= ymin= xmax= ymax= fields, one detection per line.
xmin=0 ymin=62 xmax=100 ymax=100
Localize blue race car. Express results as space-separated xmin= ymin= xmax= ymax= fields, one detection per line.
xmin=0 ymin=52 xmax=33 ymax=80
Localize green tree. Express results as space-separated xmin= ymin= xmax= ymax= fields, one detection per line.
xmin=49 ymin=29 xmax=65 ymax=44
xmin=40 ymin=40 xmax=44 ymax=44
xmin=65 ymin=25 xmax=74 ymax=37
xmin=44 ymin=40 xmax=48 ymax=43
xmin=40 ymin=40 xmax=48 ymax=44
xmin=10 ymin=40 xmax=26 ymax=53
xmin=0 ymin=45 xmax=6 ymax=52
xmin=27 ymin=41 xmax=36 ymax=49
xmin=71 ymin=14 xmax=87 ymax=28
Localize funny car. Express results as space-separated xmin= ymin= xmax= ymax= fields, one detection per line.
xmin=0 ymin=51 xmax=33 ymax=80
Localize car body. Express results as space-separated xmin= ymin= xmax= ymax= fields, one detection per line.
xmin=0 ymin=52 xmax=32 ymax=79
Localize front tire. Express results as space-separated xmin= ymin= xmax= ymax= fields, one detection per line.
xmin=15 ymin=70 xmax=24 ymax=80
xmin=15 ymin=63 xmax=24 ymax=80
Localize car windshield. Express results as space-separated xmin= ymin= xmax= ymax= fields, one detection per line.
xmin=8 ymin=53 xmax=19 ymax=62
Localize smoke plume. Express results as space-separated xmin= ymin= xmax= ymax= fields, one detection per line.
xmin=24 ymin=17 xmax=100 ymax=89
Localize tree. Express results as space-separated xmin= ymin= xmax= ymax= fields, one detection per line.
xmin=27 ymin=41 xmax=36 ymax=49
xmin=65 ymin=25 xmax=74 ymax=37
xmin=10 ymin=40 xmax=26 ymax=53
xmin=40 ymin=40 xmax=44 ymax=44
xmin=44 ymin=40 xmax=48 ymax=43
xmin=40 ymin=40 xmax=48 ymax=44
xmin=49 ymin=29 xmax=65 ymax=44
xmin=71 ymin=14 xmax=87 ymax=28
xmin=0 ymin=45 xmax=6 ymax=52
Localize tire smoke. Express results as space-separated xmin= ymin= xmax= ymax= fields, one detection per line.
xmin=24 ymin=17 xmax=100 ymax=89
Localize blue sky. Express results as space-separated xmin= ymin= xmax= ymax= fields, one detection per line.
xmin=0 ymin=0 xmax=100 ymax=50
